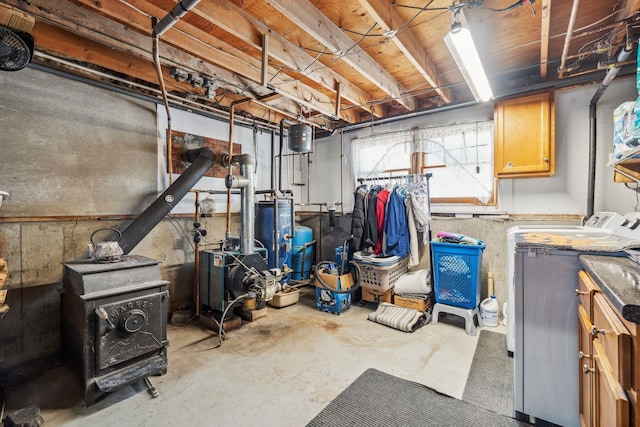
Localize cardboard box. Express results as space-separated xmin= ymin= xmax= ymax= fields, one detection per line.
xmin=314 ymin=270 xmax=354 ymax=291
xmin=361 ymin=287 xmax=393 ymax=304
xmin=393 ymin=294 xmax=431 ymax=312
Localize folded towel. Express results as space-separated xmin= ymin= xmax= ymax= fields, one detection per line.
xmin=393 ymin=269 xmax=432 ymax=295
xmin=367 ymin=302 xmax=427 ymax=332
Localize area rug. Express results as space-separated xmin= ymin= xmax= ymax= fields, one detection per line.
xmin=462 ymin=330 xmax=514 ymax=418
xmin=305 ymin=368 xmax=528 ymax=427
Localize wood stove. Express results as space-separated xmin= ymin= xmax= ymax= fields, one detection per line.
xmin=62 ymin=255 xmax=169 ymax=406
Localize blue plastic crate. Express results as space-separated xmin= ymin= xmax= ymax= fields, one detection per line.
xmin=430 ymin=241 xmax=485 ymax=309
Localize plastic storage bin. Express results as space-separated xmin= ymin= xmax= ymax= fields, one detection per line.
xmin=430 ymin=242 xmax=485 ymax=309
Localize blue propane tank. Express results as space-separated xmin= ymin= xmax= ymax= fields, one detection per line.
xmin=255 ymin=199 xmax=292 ymax=280
xmin=291 ymin=226 xmax=313 ymax=280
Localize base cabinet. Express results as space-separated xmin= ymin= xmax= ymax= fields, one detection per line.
xmin=578 ymin=271 xmax=634 ymax=427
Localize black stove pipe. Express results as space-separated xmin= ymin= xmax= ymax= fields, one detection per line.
xmin=587 ymin=45 xmax=633 ymax=218
xmin=119 ymin=148 xmax=216 ymax=254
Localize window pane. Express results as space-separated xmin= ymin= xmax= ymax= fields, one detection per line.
xmin=351 ymin=121 xmax=493 ymax=204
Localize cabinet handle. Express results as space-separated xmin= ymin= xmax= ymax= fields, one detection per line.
xmin=578 ymin=351 xmax=590 ymax=360
xmin=575 ymin=289 xmax=588 ymax=296
xmin=583 ymin=364 xmax=595 ymax=374
xmin=590 ymin=325 xmax=606 ymax=337
xmin=543 ymin=157 xmax=549 ymax=162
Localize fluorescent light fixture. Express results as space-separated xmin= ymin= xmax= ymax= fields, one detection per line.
xmin=444 ymin=27 xmax=493 ymax=102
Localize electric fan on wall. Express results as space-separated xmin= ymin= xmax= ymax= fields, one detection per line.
xmin=0 ymin=4 xmax=35 ymax=72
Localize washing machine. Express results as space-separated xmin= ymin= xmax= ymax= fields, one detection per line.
xmin=511 ymin=212 xmax=640 ymax=426
xmin=505 ymin=211 xmax=622 ymax=355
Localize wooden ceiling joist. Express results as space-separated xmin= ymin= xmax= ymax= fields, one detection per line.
xmin=31 ymin=24 xmax=294 ymax=125
xmin=189 ymin=0 xmax=384 ymax=118
xmin=78 ymin=0 xmax=359 ymax=123
xmin=7 ymin=0 xmax=356 ymax=124
xmin=359 ymin=0 xmax=452 ymax=104
xmin=540 ymin=0 xmax=551 ymax=78
xmin=267 ymin=0 xmax=417 ymax=112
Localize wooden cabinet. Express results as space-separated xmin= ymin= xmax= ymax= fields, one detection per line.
xmin=494 ymin=91 xmax=555 ymax=178
xmin=577 ymin=270 xmax=634 ymax=427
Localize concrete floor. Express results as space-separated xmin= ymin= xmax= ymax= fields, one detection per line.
xmin=6 ymin=289 xmax=508 ymax=427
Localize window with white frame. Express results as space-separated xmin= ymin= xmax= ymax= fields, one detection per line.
xmin=351 ymin=121 xmax=494 ymax=205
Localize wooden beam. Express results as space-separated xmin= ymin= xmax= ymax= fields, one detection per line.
xmin=82 ymin=0 xmax=357 ymax=122
xmin=267 ymin=0 xmax=416 ymax=111
xmin=31 ymin=23 xmax=296 ymax=125
xmin=188 ymin=0 xmax=383 ymax=117
xmin=10 ymin=0 xmax=357 ymax=122
xmin=614 ymin=0 xmax=640 ymax=21
xmin=540 ymin=0 xmax=551 ymax=78
xmin=261 ymin=34 xmax=269 ymax=87
xmin=358 ymin=0 xmax=451 ymax=104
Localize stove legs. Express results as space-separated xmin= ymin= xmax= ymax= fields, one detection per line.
xmin=144 ymin=377 xmax=159 ymax=398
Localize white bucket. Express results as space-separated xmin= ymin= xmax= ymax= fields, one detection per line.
xmin=480 ymin=295 xmax=499 ymax=327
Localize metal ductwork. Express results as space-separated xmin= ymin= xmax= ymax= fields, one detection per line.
xmin=225 ymin=153 xmax=256 ymax=254
xmin=118 ymin=148 xmax=216 ymax=254
xmin=152 ymin=0 xmax=201 ymax=37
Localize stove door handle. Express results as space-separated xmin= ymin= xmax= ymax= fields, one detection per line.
xmin=95 ymin=306 xmax=115 ymax=331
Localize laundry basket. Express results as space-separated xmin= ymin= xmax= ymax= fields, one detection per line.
xmin=355 ymin=256 xmax=409 ymax=292
xmin=430 ymin=242 xmax=485 ymax=309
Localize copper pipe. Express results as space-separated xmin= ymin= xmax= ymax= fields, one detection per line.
xmin=194 ymin=190 xmax=200 ymax=316
xmin=558 ymin=0 xmax=581 ymax=77
xmin=152 ymin=31 xmax=173 ymax=184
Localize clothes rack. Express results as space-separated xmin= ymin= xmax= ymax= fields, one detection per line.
xmin=357 ymin=173 xmax=432 ymax=184
xmin=356 ymin=173 xmax=434 ymax=289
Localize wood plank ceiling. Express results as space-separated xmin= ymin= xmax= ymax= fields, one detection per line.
xmin=3 ymin=0 xmax=640 ymax=131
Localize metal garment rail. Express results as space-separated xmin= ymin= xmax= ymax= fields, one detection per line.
xmin=356 ymin=173 xmax=434 ymax=289
xmin=357 ymin=172 xmax=432 ymax=183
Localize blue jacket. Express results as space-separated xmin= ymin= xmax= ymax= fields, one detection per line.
xmin=384 ymin=188 xmax=409 ymax=257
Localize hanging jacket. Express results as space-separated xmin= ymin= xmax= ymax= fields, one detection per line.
xmin=374 ymin=188 xmax=391 ymax=254
xmin=349 ymin=185 xmax=367 ymax=255
xmin=384 ymin=188 xmax=410 ymax=258
xmin=405 ymin=196 xmax=419 ymax=267
xmin=363 ymin=186 xmax=380 ymax=251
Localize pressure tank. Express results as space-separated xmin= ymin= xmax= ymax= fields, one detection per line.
xmin=291 ymin=226 xmax=313 ymax=280
xmin=288 ymin=124 xmax=312 ymax=153
xmin=255 ymin=199 xmax=293 ymax=281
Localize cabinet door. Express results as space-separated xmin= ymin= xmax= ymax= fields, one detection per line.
xmin=593 ymin=340 xmax=629 ymax=427
xmin=578 ymin=270 xmax=600 ymax=321
xmin=494 ymin=91 xmax=554 ymax=178
xmin=579 ymin=304 xmax=594 ymax=427
xmin=593 ymin=294 xmax=632 ymax=389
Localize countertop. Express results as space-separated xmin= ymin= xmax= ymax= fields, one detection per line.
xmin=580 ymin=254 xmax=640 ymax=324
xmin=515 ymin=231 xmax=635 ymax=252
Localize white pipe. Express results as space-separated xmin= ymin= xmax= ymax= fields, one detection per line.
xmin=225 ymin=154 xmax=256 ymax=254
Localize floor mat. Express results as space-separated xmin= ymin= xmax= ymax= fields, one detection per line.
xmin=462 ymin=330 xmax=514 ymax=418
xmin=306 ymin=368 xmax=528 ymax=427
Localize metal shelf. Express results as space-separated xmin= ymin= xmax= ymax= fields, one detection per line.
xmin=607 ymin=145 xmax=640 ymax=183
